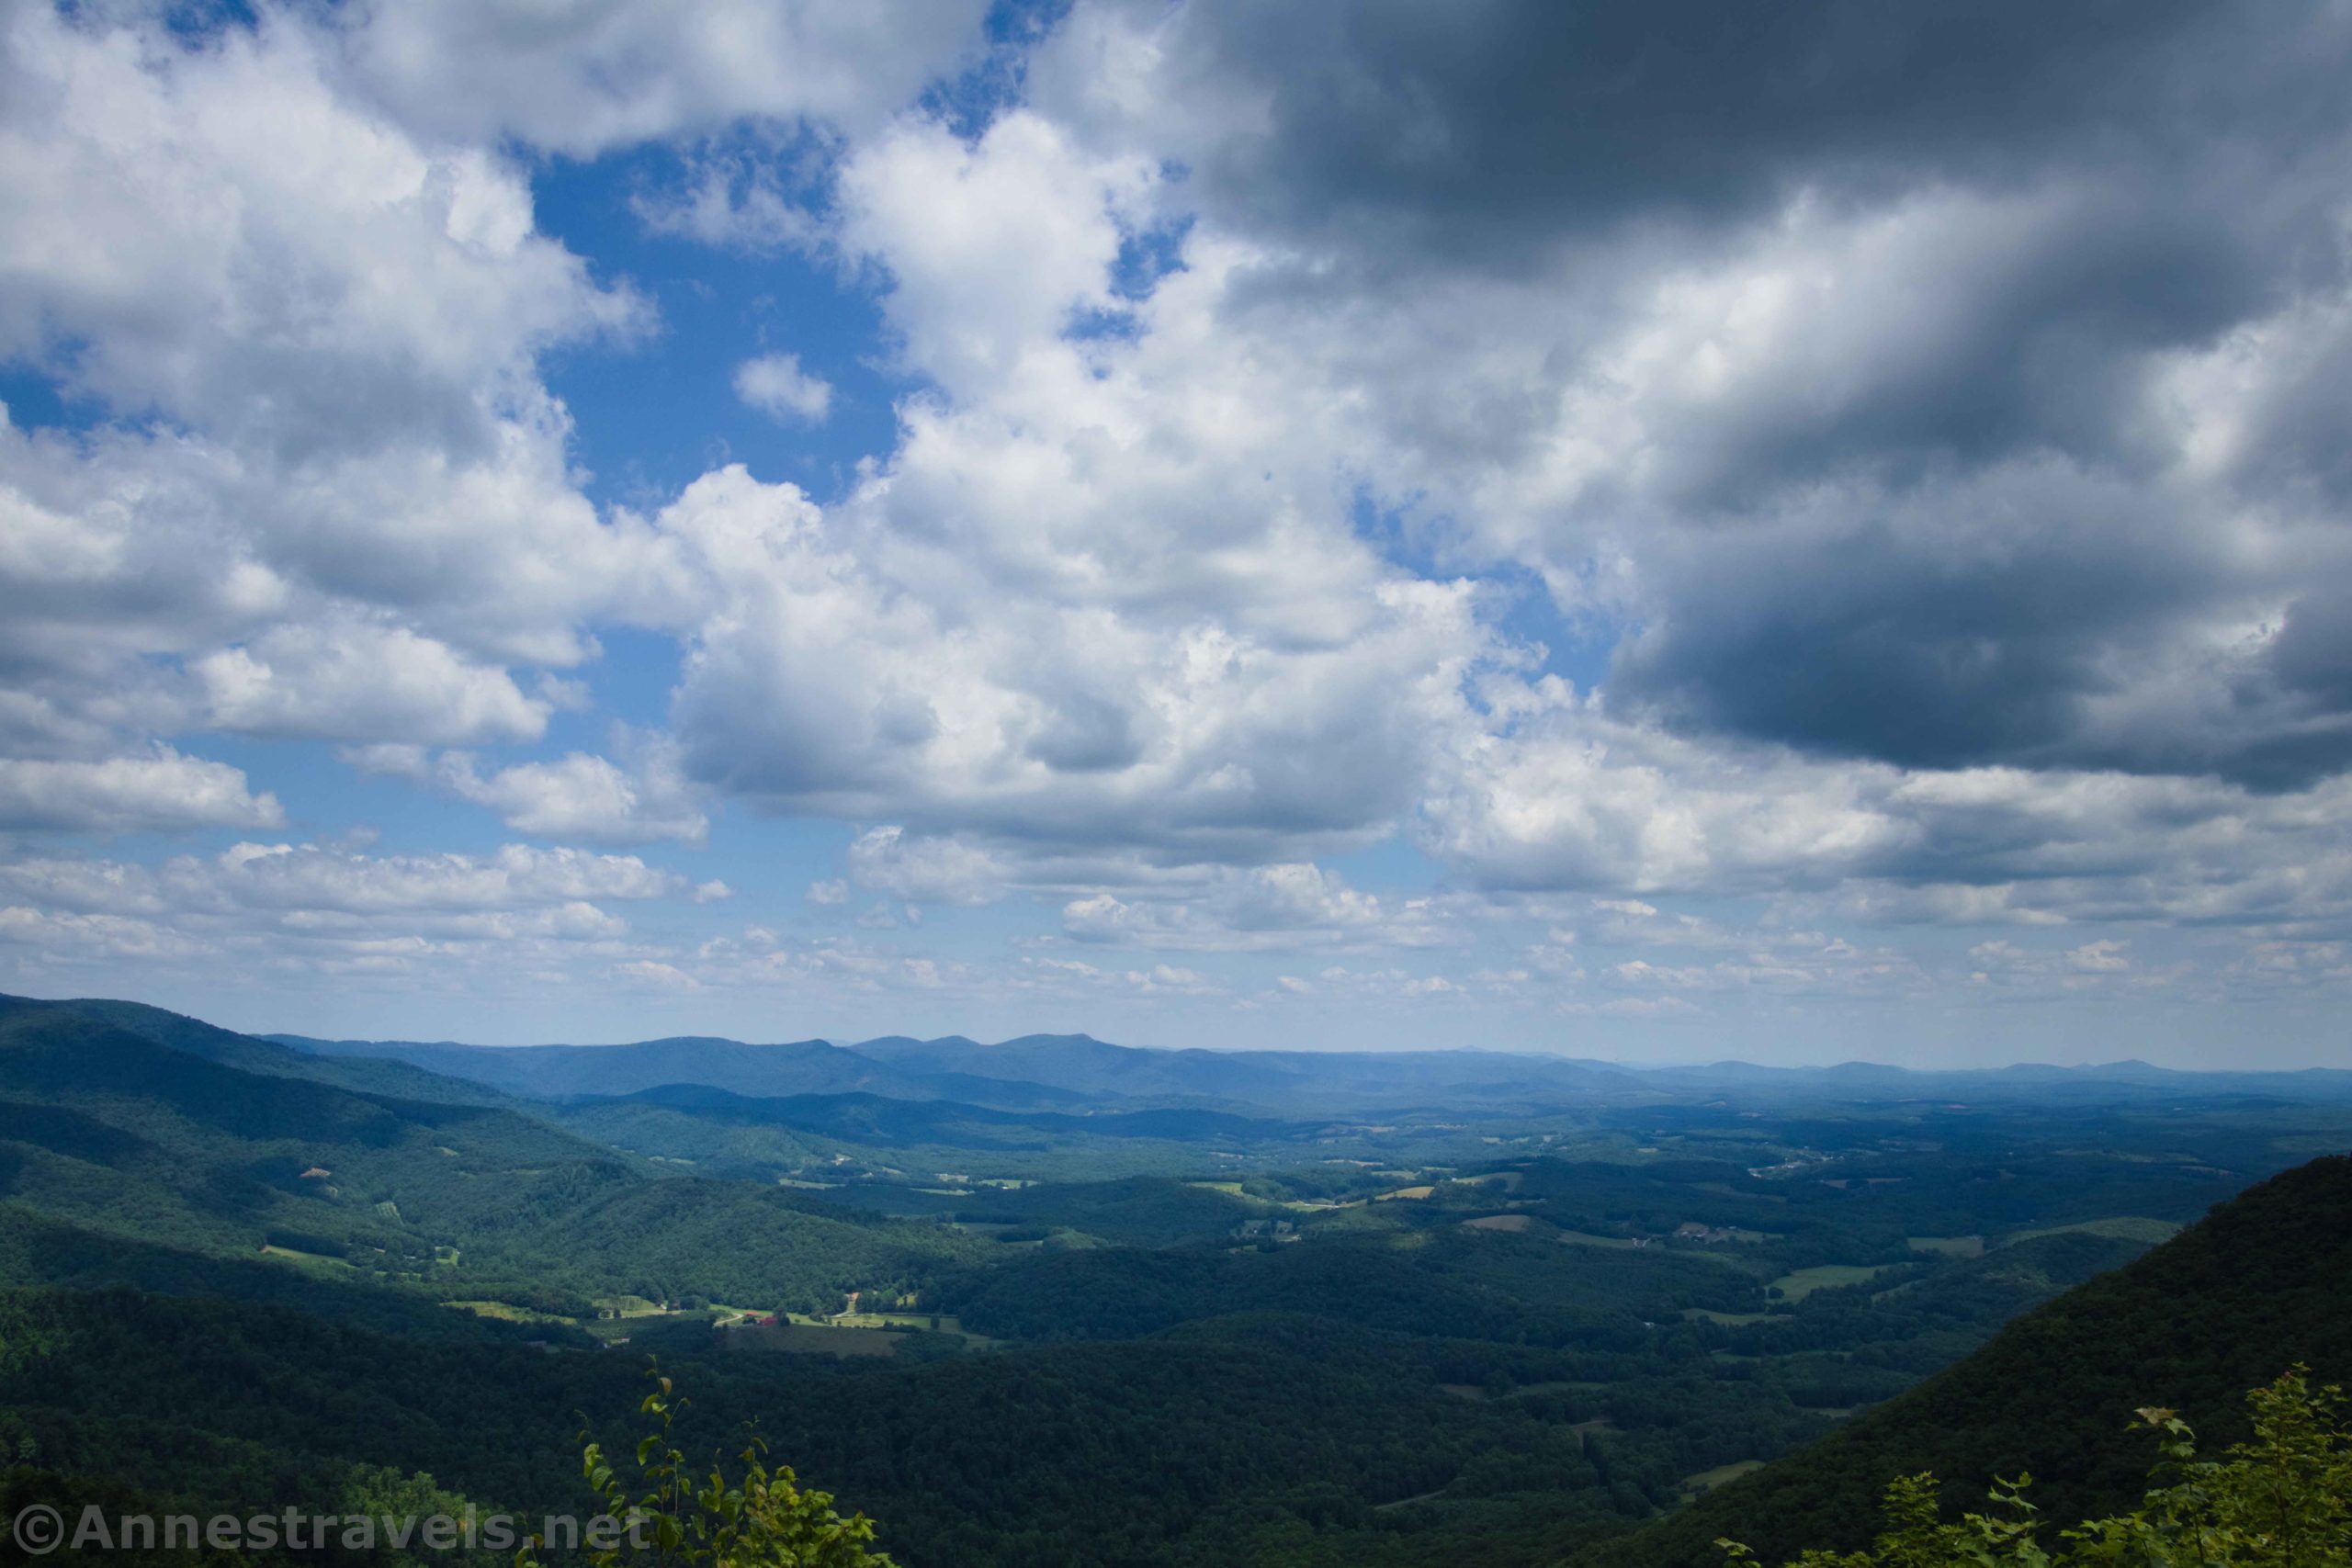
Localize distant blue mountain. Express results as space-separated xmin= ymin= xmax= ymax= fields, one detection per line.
xmin=261 ymin=1021 xmax=2352 ymax=1114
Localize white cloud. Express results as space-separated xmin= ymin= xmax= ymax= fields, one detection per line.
xmin=0 ymin=841 xmax=703 ymax=983
xmin=732 ymin=353 xmax=833 ymax=424
xmin=1056 ymin=863 xmax=1443 ymax=953
xmin=0 ymin=906 xmax=213 ymax=961
xmin=197 ymin=622 xmax=549 ymax=744
xmin=0 ymin=9 xmax=645 ymax=456
xmin=631 ymin=151 xmax=825 ymax=253
xmin=439 ymin=745 xmax=708 ymax=845
xmin=338 ymin=0 xmax=991 ymax=155
xmin=0 ymin=749 xmax=283 ymax=834
xmin=846 ymin=826 xmax=1008 ymax=906
xmin=0 ymin=6 xmax=691 ymax=805
xmin=3 ymin=2 xmax=2350 ymax=1050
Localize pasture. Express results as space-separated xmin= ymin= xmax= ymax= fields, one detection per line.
xmin=2004 ymin=1216 xmax=2181 ymax=1247
xmin=720 ymin=1322 xmax=905 ymax=1358
xmin=1769 ymin=1264 xmax=1891 ymax=1301
xmin=1683 ymin=1461 xmax=1767 ymax=1495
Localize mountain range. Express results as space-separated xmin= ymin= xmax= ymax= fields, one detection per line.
xmin=268 ymin=1021 xmax=2352 ymax=1116
xmin=3 ymin=987 xmax=2348 ymax=1566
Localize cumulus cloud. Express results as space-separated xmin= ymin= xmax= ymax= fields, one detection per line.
xmin=0 ymin=749 xmax=283 ymax=834
xmin=1057 ymin=863 xmax=1443 ymax=953
xmin=7 ymin=0 xmax=2352 ymax=1047
xmin=0 ymin=5 xmax=686 ymax=792
xmin=439 ymin=743 xmax=708 ymax=845
xmin=197 ymin=622 xmax=550 ymax=744
xmin=0 ymin=840 xmax=700 ymax=982
xmin=1023 ymin=0 xmax=2352 ymax=795
xmin=655 ymin=459 xmax=1494 ymax=864
xmin=846 ymin=826 xmax=1008 ymax=906
xmin=731 ymin=353 xmax=833 ymax=423
xmin=337 ymin=0 xmax=991 ymax=155
xmin=0 ymin=8 xmax=645 ymax=456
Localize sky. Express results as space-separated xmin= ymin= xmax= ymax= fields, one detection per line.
xmin=3 ymin=1 xmax=2351 ymax=1066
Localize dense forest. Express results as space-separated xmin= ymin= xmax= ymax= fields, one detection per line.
xmin=2 ymin=993 xmax=2348 ymax=1565
xmin=1584 ymin=1156 xmax=2352 ymax=1567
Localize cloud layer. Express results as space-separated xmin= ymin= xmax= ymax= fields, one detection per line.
xmin=3 ymin=1 xmax=2349 ymax=1059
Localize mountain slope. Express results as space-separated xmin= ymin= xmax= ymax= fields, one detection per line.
xmin=1 ymin=992 xmax=512 ymax=1106
xmin=274 ymin=1031 xmax=942 ymax=1100
xmin=1577 ymin=1152 xmax=2352 ymax=1568
xmin=277 ymin=1030 xmax=1094 ymax=1110
xmin=0 ymin=1000 xmax=983 ymax=1312
xmin=597 ymin=1083 xmax=1303 ymax=1147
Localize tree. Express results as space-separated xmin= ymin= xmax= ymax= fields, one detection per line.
xmin=1719 ymin=1369 xmax=2352 ymax=1567
xmin=521 ymin=1366 xmax=893 ymax=1568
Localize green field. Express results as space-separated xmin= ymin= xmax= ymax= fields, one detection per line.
xmin=1556 ymin=1229 xmax=1641 ymax=1249
xmin=719 ymin=1322 xmax=905 ymax=1358
xmin=257 ymin=1245 xmax=354 ymax=1274
xmin=1682 ymin=1460 xmax=1767 ymax=1495
xmin=1768 ymin=1264 xmax=1892 ymax=1301
xmin=442 ymin=1299 xmax=571 ymax=1325
xmin=832 ymin=1310 xmax=997 ymax=1346
xmin=2004 ymin=1216 xmax=2183 ymax=1247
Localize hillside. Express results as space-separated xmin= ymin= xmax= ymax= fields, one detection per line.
xmin=0 ymin=997 xmax=983 ymax=1314
xmin=6 ymin=988 xmax=2350 ymax=1566
xmin=273 ymin=1015 xmax=2352 ymax=1119
xmin=1 ymin=993 xmax=514 ymax=1106
xmin=1577 ymin=1153 xmax=2352 ymax=1568
xmin=275 ymin=1031 xmax=949 ymax=1101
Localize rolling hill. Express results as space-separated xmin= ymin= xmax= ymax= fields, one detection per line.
xmin=1576 ymin=1152 xmax=2352 ymax=1567
xmin=0 ymin=995 xmax=984 ymax=1314
xmin=266 ymin=1014 xmax=2352 ymax=1120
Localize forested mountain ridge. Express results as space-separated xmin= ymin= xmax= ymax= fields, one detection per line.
xmin=4 ymin=988 xmax=2349 ymax=1565
xmin=0 ymin=997 xmax=986 ymax=1314
xmin=1 ymin=992 xmax=515 ymax=1107
xmin=274 ymin=1030 xmax=968 ymax=1103
xmin=267 ymin=1010 xmax=2352 ymax=1117
xmin=1576 ymin=1153 xmax=2352 ymax=1568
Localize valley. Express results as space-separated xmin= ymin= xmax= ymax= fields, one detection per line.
xmin=3 ymin=991 xmax=2348 ymax=1563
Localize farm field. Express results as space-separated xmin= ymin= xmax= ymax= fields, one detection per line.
xmin=256 ymin=1244 xmax=354 ymax=1273
xmin=1684 ymin=1460 xmax=1768 ymax=1495
xmin=2005 ymin=1216 xmax=2183 ymax=1247
xmin=718 ymin=1322 xmax=905 ymax=1357
xmin=1769 ymin=1264 xmax=1894 ymax=1301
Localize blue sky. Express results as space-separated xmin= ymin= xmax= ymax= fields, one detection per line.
xmin=2 ymin=1 xmax=2350 ymax=1065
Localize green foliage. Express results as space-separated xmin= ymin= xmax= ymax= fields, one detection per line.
xmin=0 ymin=1003 xmax=987 ymax=1314
xmin=522 ymin=1367 xmax=892 ymax=1568
xmin=6 ymin=992 xmax=2352 ymax=1567
xmin=1585 ymin=1156 xmax=2352 ymax=1568
xmin=1718 ymin=1369 xmax=2352 ymax=1567
xmin=340 ymin=1465 xmax=507 ymax=1568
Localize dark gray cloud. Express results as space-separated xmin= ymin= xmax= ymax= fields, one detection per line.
xmin=1136 ymin=0 xmax=2339 ymax=267
xmin=1065 ymin=1 xmax=2352 ymax=789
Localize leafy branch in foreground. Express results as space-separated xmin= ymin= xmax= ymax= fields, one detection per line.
xmin=1720 ymin=1368 xmax=2352 ymax=1568
xmin=519 ymin=1365 xmax=893 ymax=1568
